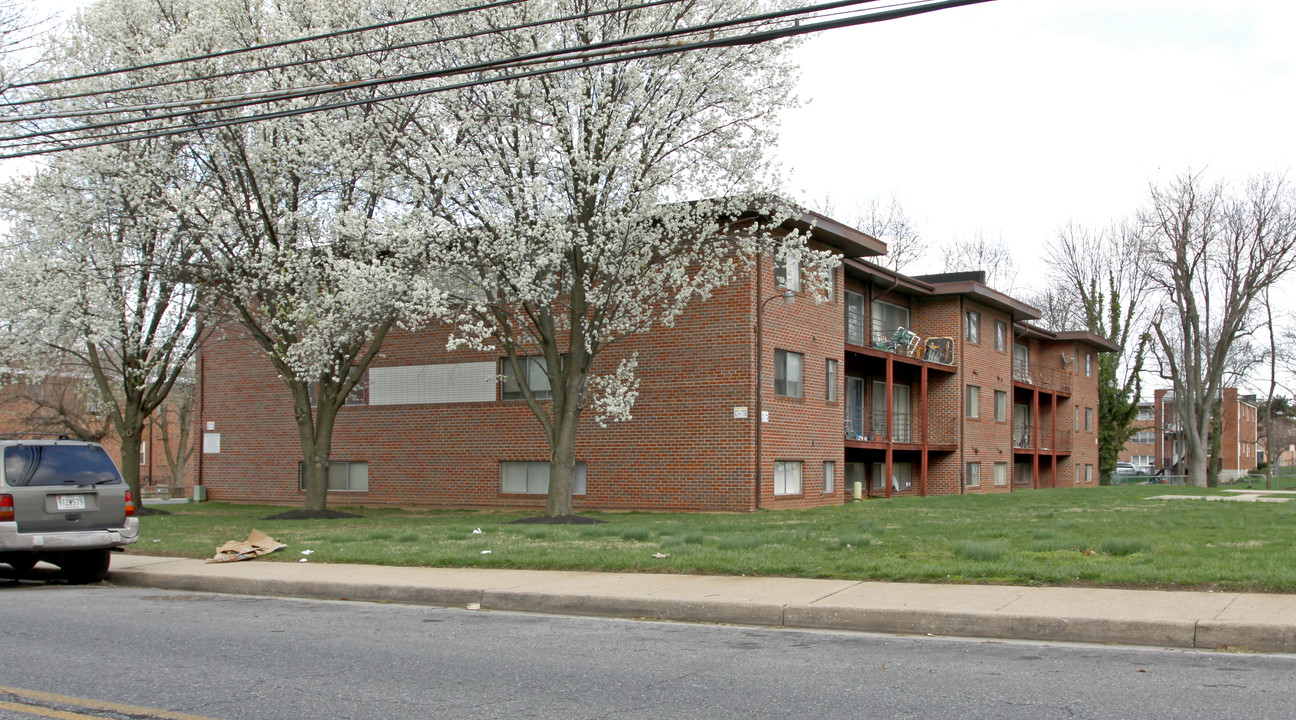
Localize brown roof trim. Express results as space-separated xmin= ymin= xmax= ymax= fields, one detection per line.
xmin=1054 ymin=331 xmax=1122 ymax=353
xmin=927 ymin=280 xmax=1041 ymax=322
xmin=784 ymin=209 xmax=887 ymax=258
xmin=841 ymin=256 xmax=936 ymax=294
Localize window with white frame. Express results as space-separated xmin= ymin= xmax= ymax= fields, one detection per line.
xmin=500 ymin=356 xmax=552 ymax=400
xmin=823 ymin=267 xmax=835 ymax=301
xmin=871 ymin=300 xmax=909 ymax=345
xmin=309 ymin=375 xmax=369 ymax=407
xmin=774 ymin=349 xmax=803 ymax=398
xmin=1136 ymin=405 xmax=1154 ymax=421
xmin=1085 ymin=407 xmax=1093 ymax=433
xmin=139 ymin=442 xmax=147 ymax=465
xmin=994 ymin=390 xmax=1007 ymax=422
xmin=1085 ymin=354 xmax=1092 ymax=377
xmin=1085 ymin=464 xmax=1094 ymax=484
xmin=966 ymin=385 xmax=980 ymax=418
xmin=823 ymin=461 xmax=835 ymax=493
xmin=966 ymin=310 xmax=981 ymax=343
xmin=845 ymin=291 xmax=866 ymax=345
xmin=774 ymin=256 xmax=801 ymax=291
xmin=1131 ymin=455 xmax=1154 ymax=468
xmin=994 ymin=462 xmax=1008 ymax=486
xmin=500 ymin=461 xmax=586 ymax=495
xmin=1133 ymin=430 xmax=1156 ymax=444
xmin=1076 ymin=465 xmax=1083 ymax=485
xmin=774 ymin=460 xmax=802 ymax=495
xmin=995 ymin=320 xmax=1008 ymax=352
xmin=966 ymin=462 xmax=981 ymax=487
xmin=825 ymin=359 xmax=838 ymax=402
xmin=299 ymin=461 xmax=369 ymax=492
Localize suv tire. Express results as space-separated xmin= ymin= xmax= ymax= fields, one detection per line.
xmin=58 ymin=549 xmax=111 ymax=584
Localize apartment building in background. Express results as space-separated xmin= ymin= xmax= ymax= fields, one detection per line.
xmin=193 ymin=210 xmax=1114 ymax=511
xmin=1120 ymin=389 xmax=1260 ymax=480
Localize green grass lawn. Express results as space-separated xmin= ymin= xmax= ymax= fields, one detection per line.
xmin=133 ymin=485 xmax=1296 ymax=593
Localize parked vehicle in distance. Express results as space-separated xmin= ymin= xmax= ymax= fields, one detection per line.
xmin=1115 ymin=461 xmax=1144 ymax=476
xmin=0 ymin=439 xmax=139 ymax=583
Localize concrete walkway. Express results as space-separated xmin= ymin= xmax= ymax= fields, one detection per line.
xmin=108 ymin=554 xmax=1296 ymax=653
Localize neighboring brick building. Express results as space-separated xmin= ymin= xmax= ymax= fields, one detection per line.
xmin=194 ymin=211 xmax=1114 ymax=511
xmin=1122 ymin=388 xmax=1260 ymax=480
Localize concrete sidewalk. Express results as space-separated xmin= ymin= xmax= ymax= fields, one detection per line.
xmin=108 ymin=554 xmax=1296 ymax=653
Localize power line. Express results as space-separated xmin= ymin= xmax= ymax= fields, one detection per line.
xmin=6 ymin=0 xmax=898 ymax=138
xmin=8 ymin=0 xmax=530 ymax=90
xmin=0 ymin=0 xmax=992 ymax=159
xmin=0 ymin=0 xmax=691 ymax=113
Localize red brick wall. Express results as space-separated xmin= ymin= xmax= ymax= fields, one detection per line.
xmin=195 ymin=250 xmax=848 ymax=512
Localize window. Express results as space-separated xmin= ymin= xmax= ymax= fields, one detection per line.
xmin=966 ymin=462 xmax=981 ymax=487
xmin=1076 ymin=465 xmax=1083 ymax=486
xmin=1085 ymin=464 xmax=1094 ymax=484
xmin=309 ymin=375 xmax=369 ymax=407
xmin=774 ymin=460 xmax=802 ymax=495
xmin=871 ymin=461 xmax=912 ymax=492
xmin=299 ymin=461 xmax=369 ymax=492
xmin=139 ymin=442 xmax=148 ymax=465
xmin=1131 ymin=454 xmax=1154 ymax=468
xmin=994 ymin=390 xmax=1007 ymax=422
xmin=965 ymin=310 xmax=980 ymax=343
xmin=825 ymin=359 xmax=838 ymax=402
xmin=994 ymin=462 xmax=1008 ymax=487
xmin=1133 ymin=430 xmax=1156 ymax=444
xmin=500 ymin=461 xmax=586 ymax=495
xmin=1136 ymin=405 xmax=1154 ymax=421
xmin=501 ymin=356 xmax=551 ymax=400
xmin=1074 ymin=406 xmax=1079 ymax=431
xmin=823 ymin=461 xmax=835 ymax=494
xmin=845 ymin=291 xmax=866 ymax=345
xmin=994 ymin=320 xmax=1007 ymax=351
xmin=966 ymin=385 xmax=980 ymax=418
xmin=824 ymin=267 xmax=835 ymax=301
xmin=1085 ymin=354 xmax=1092 ymax=377
xmin=1085 ymin=407 xmax=1093 ymax=433
xmin=370 ymin=362 xmax=497 ymax=405
xmin=871 ymin=300 xmax=910 ymax=346
xmin=775 ymin=350 xmax=803 ymax=398
xmin=774 ymin=256 xmax=800 ymax=291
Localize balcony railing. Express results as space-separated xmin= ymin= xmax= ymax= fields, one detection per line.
xmin=1012 ymin=359 xmax=1071 ymax=393
xmin=845 ymin=408 xmax=958 ymax=445
xmin=1013 ymin=425 xmax=1073 ymax=452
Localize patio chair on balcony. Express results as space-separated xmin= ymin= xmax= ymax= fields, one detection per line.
xmin=876 ymin=326 xmax=920 ymax=356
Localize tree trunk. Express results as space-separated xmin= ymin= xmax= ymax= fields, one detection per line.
xmin=295 ymin=394 xmax=336 ymax=512
xmin=545 ymin=418 xmax=578 ymax=517
xmin=1207 ymin=406 xmax=1223 ymax=487
xmin=1187 ymin=443 xmax=1209 ymax=488
xmin=117 ymin=425 xmax=143 ymax=505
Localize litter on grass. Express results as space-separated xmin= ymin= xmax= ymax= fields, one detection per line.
xmin=651 ymin=553 xmax=670 ymax=559
xmin=472 ymin=528 xmax=482 ymax=534
xmin=481 ymin=550 xmax=492 ymax=555
xmin=301 ymin=549 xmax=314 ymax=555
xmin=207 ymin=529 xmax=286 ymax=563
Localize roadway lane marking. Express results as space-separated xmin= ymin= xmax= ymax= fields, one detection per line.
xmin=0 ymin=687 xmax=221 ymax=720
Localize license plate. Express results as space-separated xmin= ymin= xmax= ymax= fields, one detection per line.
xmin=56 ymin=494 xmax=86 ymax=511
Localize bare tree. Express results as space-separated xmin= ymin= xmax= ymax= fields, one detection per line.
xmin=151 ymin=378 xmax=194 ymax=491
xmin=0 ymin=355 xmax=113 ymax=442
xmin=1146 ymin=172 xmax=1296 ymax=487
xmin=940 ymin=231 xmax=1018 ymax=292
xmin=850 ymin=196 xmax=926 ymax=272
xmin=1039 ymin=218 xmax=1154 ymax=481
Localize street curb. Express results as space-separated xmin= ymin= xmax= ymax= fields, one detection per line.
xmin=106 ymin=566 xmax=1295 ymax=651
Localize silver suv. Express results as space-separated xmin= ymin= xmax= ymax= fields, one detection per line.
xmin=0 ymin=439 xmax=139 ymax=583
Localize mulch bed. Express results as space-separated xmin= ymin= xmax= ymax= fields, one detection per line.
xmin=260 ymin=509 xmax=363 ymax=520
xmin=508 ymin=515 xmax=606 ymax=525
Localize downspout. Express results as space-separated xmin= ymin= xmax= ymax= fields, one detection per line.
xmin=196 ymin=347 xmax=204 ymax=496
xmin=959 ymin=296 xmax=965 ymax=494
xmin=753 ymin=252 xmax=763 ymax=511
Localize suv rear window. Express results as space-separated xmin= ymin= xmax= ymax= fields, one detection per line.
xmin=3 ymin=445 xmax=123 ymax=487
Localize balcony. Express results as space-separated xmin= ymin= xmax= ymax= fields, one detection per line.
xmin=845 ymin=408 xmax=958 ymax=446
xmin=1012 ymin=359 xmax=1071 ymax=393
xmin=846 ymin=318 xmax=956 ymax=367
xmin=1013 ymin=425 xmax=1073 ymax=453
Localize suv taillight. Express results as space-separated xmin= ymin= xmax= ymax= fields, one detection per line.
xmin=0 ymin=494 xmax=12 ymax=522
xmin=124 ymin=490 xmax=134 ymax=517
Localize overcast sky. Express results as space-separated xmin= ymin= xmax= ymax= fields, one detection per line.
xmin=780 ymin=0 xmax=1296 ymax=288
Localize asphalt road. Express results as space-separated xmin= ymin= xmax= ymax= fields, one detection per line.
xmin=1 ymin=583 xmax=1294 ymax=720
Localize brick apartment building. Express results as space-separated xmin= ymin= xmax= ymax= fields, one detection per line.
xmin=1120 ymin=388 xmax=1259 ymax=480
xmin=194 ymin=210 xmax=1114 ymax=511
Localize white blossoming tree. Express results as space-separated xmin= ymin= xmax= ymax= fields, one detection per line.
xmin=0 ymin=143 xmax=209 ymax=507
xmin=419 ymin=0 xmax=833 ymax=517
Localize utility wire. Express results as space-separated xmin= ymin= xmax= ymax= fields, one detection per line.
xmin=0 ymin=0 xmax=991 ymax=159
xmin=8 ymin=0 xmax=531 ymax=89
xmin=0 ymin=0 xmax=691 ymax=113
xmin=4 ymin=0 xmax=894 ymax=137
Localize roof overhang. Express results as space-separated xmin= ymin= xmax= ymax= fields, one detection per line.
xmin=784 ymin=209 xmax=887 ymax=259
